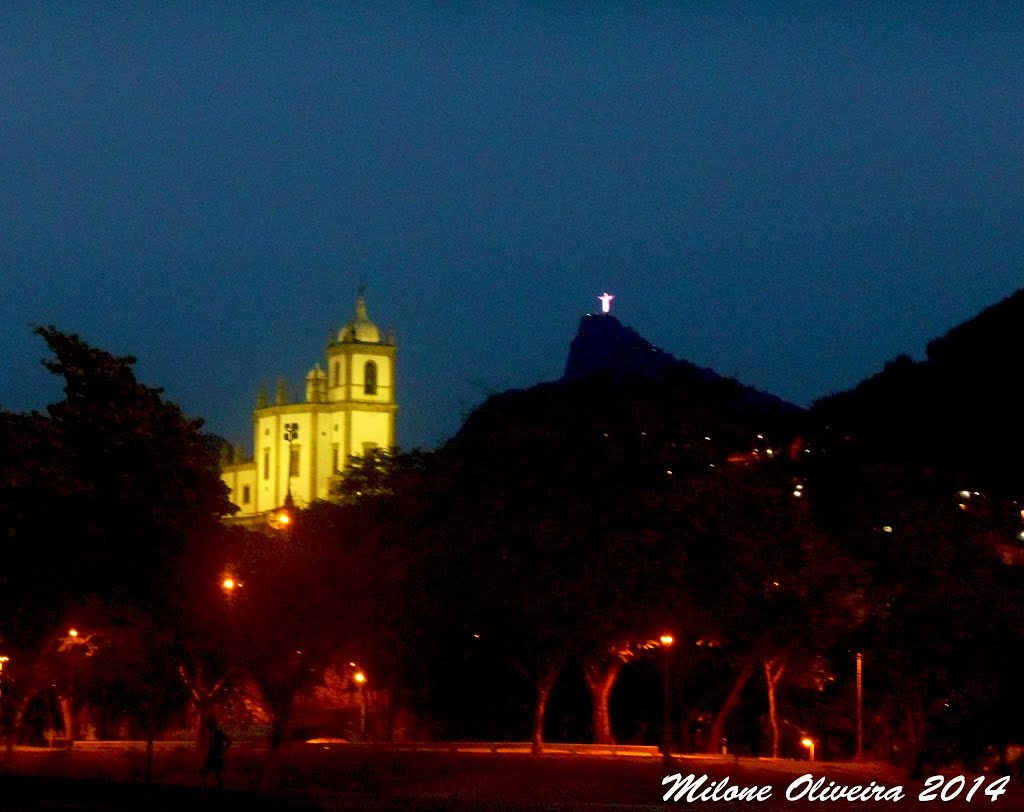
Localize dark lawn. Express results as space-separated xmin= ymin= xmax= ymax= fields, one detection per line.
xmin=0 ymin=744 xmax=1019 ymax=811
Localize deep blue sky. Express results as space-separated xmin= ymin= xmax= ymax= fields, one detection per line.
xmin=2 ymin=4 xmax=1023 ymax=451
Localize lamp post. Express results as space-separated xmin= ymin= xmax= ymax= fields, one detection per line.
xmin=0 ymin=655 xmax=9 ymax=703
xmin=802 ymin=737 xmax=815 ymax=762
xmin=60 ymin=628 xmax=86 ymax=746
xmin=856 ymin=652 xmax=863 ymax=760
xmin=353 ymin=670 xmax=367 ymax=735
xmin=660 ymin=634 xmax=674 ymax=768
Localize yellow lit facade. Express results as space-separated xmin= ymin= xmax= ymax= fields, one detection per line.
xmin=221 ymin=296 xmax=397 ymax=516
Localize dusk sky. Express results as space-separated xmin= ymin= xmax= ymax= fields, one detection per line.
xmin=2 ymin=4 xmax=1023 ymax=451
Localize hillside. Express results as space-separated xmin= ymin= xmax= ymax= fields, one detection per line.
xmin=813 ymin=288 xmax=1024 ymax=493
xmin=448 ymin=313 xmax=803 ymax=469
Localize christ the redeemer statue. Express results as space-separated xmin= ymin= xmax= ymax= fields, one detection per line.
xmin=598 ymin=292 xmax=614 ymax=313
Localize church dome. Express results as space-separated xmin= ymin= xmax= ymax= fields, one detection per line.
xmin=338 ymin=296 xmax=381 ymax=343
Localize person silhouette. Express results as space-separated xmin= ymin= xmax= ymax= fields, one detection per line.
xmin=201 ymin=716 xmax=231 ymax=789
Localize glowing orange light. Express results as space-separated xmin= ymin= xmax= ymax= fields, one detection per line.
xmin=278 ymin=511 xmax=291 ymax=525
xmin=802 ymin=736 xmax=815 ymax=761
xmin=68 ymin=628 xmax=78 ymax=638
xmin=222 ymin=577 xmax=236 ymax=591
xmin=353 ymin=671 xmax=367 ymax=684
xmin=660 ymin=634 xmax=674 ymax=646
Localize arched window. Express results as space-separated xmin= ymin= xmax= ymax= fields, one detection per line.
xmin=364 ymin=361 xmax=378 ymax=395
xmin=333 ymin=361 xmax=340 ymax=386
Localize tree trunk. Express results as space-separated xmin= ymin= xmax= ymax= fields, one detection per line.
xmin=177 ymin=662 xmax=228 ymax=752
xmin=706 ymin=656 xmax=755 ymax=753
xmin=531 ymin=681 xmax=552 ymax=754
xmin=58 ymin=695 xmax=77 ymax=746
xmin=530 ymin=663 xmax=562 ymax=755
xmin=194 ymin=699 xmax=212 ymax=753
xmin=763 ymin=657 xmax=786 ymax=758
xmin=583 ymin=657 xmax=624 ymax=745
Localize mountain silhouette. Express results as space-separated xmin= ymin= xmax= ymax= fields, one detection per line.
xmin=813 ymin=287 xmax=1024 ymax=493
xmin=563 ymin=313 xmax=678 ymax=381
xmin=562 ymin=312 xmax=799 ymax=418
xmin=448 ymin=312 xmax=801 ymax=460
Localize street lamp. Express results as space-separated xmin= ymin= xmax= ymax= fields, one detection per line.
xmin=856 ymin=652 xmax=863 ymax=760
xmin=802 ymin=737 xmax=815 ymax=762
xmin=59 ymin=628 xmax=89 ymax=745
xmin=353 ymin=669 xmax=367 ymax=735
xmin=0 ymin=655 xmax=8 ymax=703
xmin=660 ymin=634 xmax=674 ymax=768
xmin=268 ymin=507 xmax=291 ymax=531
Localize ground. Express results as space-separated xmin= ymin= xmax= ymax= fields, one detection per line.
xmin=0 ymin=744 xmax=1019 ymax=811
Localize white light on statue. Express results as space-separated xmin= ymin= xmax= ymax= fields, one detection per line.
xmin=598 ymin=292 xmax=614 ymax=313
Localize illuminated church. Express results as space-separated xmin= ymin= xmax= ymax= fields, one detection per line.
xmin=221 ymin=295 xmax=397 ymax=516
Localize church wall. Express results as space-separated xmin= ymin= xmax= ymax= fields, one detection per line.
xmin=350 ymin=410 xmax=391 ymax=456
xmin=254 ymin=412 xmax=277 ymax=512
xmin=350 ymin=352 xmax=392 ymax=404
xmin=254 ymin=408 xmax=312 ymax=511
xmin=325 ymin=351 xmax=348 ymax=402
xmin=315 ymin=416 xmax=334 ymax=502
xmin=222 ymin=462 xmax=258 ymax=515
xmin=229 ymin=404 xmax=394 ymax=514
xmin=278 ymin=410 xmax=316 ymax=508
xmin=329 ymin=412 xmax=347 ymax=487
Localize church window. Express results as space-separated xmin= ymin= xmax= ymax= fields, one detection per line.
xmin=364 ymin=361 xmax=378 ymax=395
xmin=332 ymin=444 xmax=340 ymax=473
xmin=333 ymin=360 xmax=340 ymax=386
xmin=242 ymin=485 xmax=251 ymax=504
xmin=289 ymin=444 xmax=300 ymax=477
xmin=263 ymin=448 xmax=270 ymax=479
